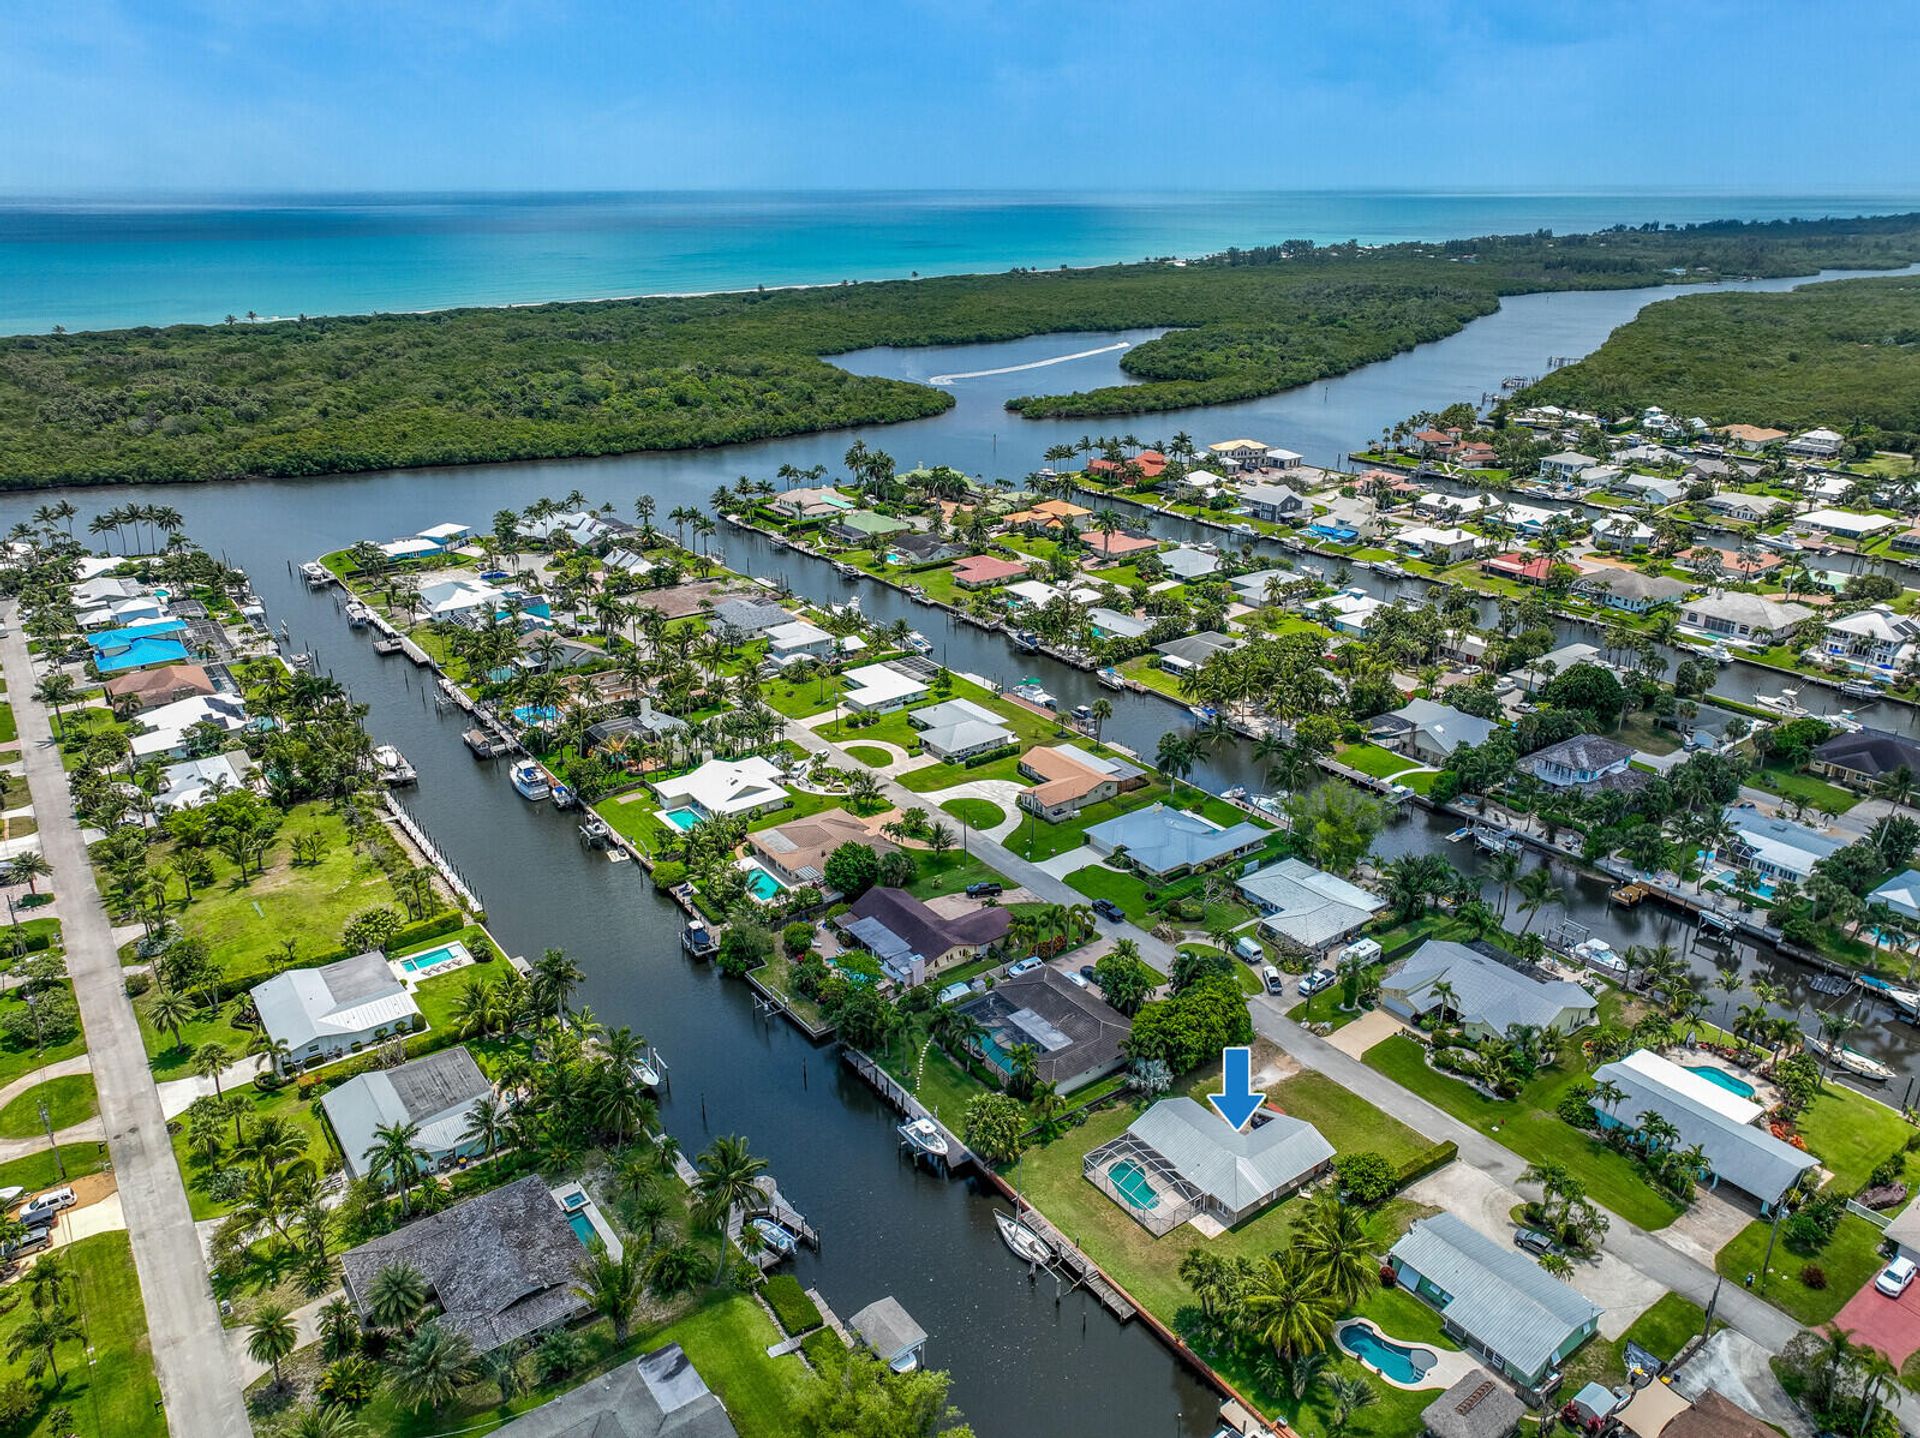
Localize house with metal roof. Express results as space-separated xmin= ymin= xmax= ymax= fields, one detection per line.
xmin=1720 ymin=806 xmax=1845 ymax=884
xmin=322 ymin=1047 xmax=495 ymax=1180
xmin=340 ymin=1175 xmax=587 ymax=1353
xmin=1388 ymin=1212 xmax=1603 ymax=1396
xmin=1369 ymin=698 xmax=1497 ymax=765
xmin=841 ymin=662 xmax=929 ymax=714
xmin=1590 ymin=1049 xmax=1818 ymax=1212
xmin=1811 ymin=727 xmax=1920 ymax=790
xmin=1869 ymin=869 xmax=1920 ymax=922
xmin=1084 ymin=1098 xmax=1333 ymax=1235
xmin=1521 ymin=735 xmax=1641 ymax=792
xmin=1380 ymin=941 xmax=1596 ymax=1040
xmin=1574 ymin=568 xmax=1692 ymax=614
xmin=252 ymin=951 xmax=422 ymax=1073
xmin=959 ymin=967 xmax=1131 ymax=1094
xmin=908 ymin=697 xmax=1015 ymax=761
xmin=491 ymin=1344 xmax=738 ymax=1438
xmin=828 ymin=508 xmax=910 ymax=541
xmin=1083 ymin=803 xmax=1269 ymax=879
xmin=1236 ymin=858 xmax=1386 ymax=955
xmin=1159 ymin=547 xmax=1221 ymax=580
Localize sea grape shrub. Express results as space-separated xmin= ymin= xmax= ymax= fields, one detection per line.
xmin=1334 ymin=1151 xmax=1397 ymax=1205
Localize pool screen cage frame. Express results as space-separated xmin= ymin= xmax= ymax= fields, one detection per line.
xmin=1083 ymin=1135 xmax=1205 ymax=1236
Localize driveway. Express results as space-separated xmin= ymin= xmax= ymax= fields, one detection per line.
xmin=1658 ymin=1189 xmax=1757 ymax=1268
xmin=1834 ymin=1268 xmax=1920 ymax=1365
xmin=1672 ymin=1330 xmax=1813 ymax=1438
xmin=1325 ymin=1008 xmax=1402 ymax=1059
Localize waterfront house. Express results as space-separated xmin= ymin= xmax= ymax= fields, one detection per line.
xmin=960 ymin=967 xmax=1130 ymax=1093
xmin=1318 ymin=587 xmax=1383 ymax=636
xmin=1453 ymin=442 xmax=1498 ymax=469
xmin=1236 ymin=858 xmax=1385 ymax=954
xmin=1720 ymin=806 xmax=1844 ymax=884
xmin=837 ymin=886 xmax=1010 ymax=985
xmin=1794 ymin=508 xmax=1896 ymax=544
xmin=77 ymin=593 xmax=166 ymax=630
xmin=1719 ymin=424 xmax=1789 ymax=452
xmin=840 ymin=662 xmax=930 ymax=714
xmin=1479 ymin=552 xmax=1562 ymax=587
xmin=707 ymin=598 xmax=795 ymax=637
xmin=1087 ymin=606 xmax=1151 ymax=640
xmin=828 ymin=509 xmax=910 ymax=543
xmin=1085 ymin=1098 xmax=1332 ymax=1235
xmin=154 ymin=751 xmax=255 ymax=811
xmin=584 ymin=705 xmax=687 ymax=757
xmin=1016 ymin=744 xmax=1148 ymax=821
xmin=762 ymin=618 xmax=837 ymax=665
xmin=1264 ymin=447 xmax=1304 ymax=469
xmin=1573 ymin=568 xmax=1692 ymax=614
xmin=769 ymin=486 xmax=852 ymax=522
xmin=520 ymin=511 xmax=612 ymax=548
xmin=1397 ymin=526 xmax=1480 ymax=564
xmin=950 ymin=554 xmax=1029 ymax=589
xmin=1083 ymin=802 xmax=1268 ymax=879
xmin=1412 ymin=428 xmax=1458 ymax=457
xmin=1380 ymin=941 xmax=1596 ymax=1040
xmin=908 ymin=697 xmax=1015 ymax=761
xmin=1786 ymin=427 xmax=1846 ymax=460
xmin=888 ymin=532 xmax=963 ymax=565
xmin=252 ymin=951 xmax=422 ymax=1073
xmin=1388 ymin=1213 xmax=1602 ymax=1397
xmin=1423 ymin=1371 xmax=1525 ymax=1438
xmin=1520 ymin=735 xmax=1638 ymax=791
xmin=103 ymin=663 xmax=215 ymax=712
xmin=1591 ymin=515 xmax=1656 ymax=552
xmin=1209 ymin=438 xmax=1273 ymax=467
xmin=419 ymin=576 xmax=506 ymax=627
xmin=1678 ymin=545 xmax=1781 ymax=581
xmin=748 ymin=809 xmax=897 ymax=891
xmin=1868 ymin=869 xmax=1920 ymax=923
xmin=1893 ymin=529 xmax=1920 ymax=556
xmin=322 ymin=1047 xmax=495 ymax=1180
xmin=1087 ymin=448 xmax=1167 ymax=481
xmin=1818 ymin=605 xmax=1919 ymax=670
xmin=1810 ymin=727 xmax=1920 ymax=791
xmin=379 ymin=537 xmax=442 ymax=563
xmin=1613 ymin=473 xmax=1690 ymax=506
xmin=489 ymin=1344 xmax=738 ymax=1438
xmin=1416 ymin=492 xmax=1498 ymax=522
xmin=1678 ymin=592 xmax=1812 ymax=644
xmin=1081 ymin=529 xmax=1158 ymax=560
xmin=1590 ymin=1049 xmax=1817 ymax=1213
xmin=417 ymin=522 xmax=474 ymax=550
xmin=1239 ymin=483 xmax=1308 ymax=522
xmin=130 ymin=693 xmax=251 ymax=761
xmin=1699 ymin=491 xmax=1791 ymax=524
xmin=1159 ymin=547 xmax=1221 ymax=580
xmin=1538 ymin=452 xmax=1598 ymax=486
xmin=1001 ymin=498 xmax=1092 ymax=531
xmin=848 ymin=1298 xmax=928 ymax=1374
xmin=1155 ymin=632 xmax=1239 ymax=671
xmin=1369 ymin=698 xmax=1497 ymax=765
xmin=340 ymin=1175 xmax=587 ymax=1353
xmin=70 ymin=574 xmax=144 ymax=610
xmin=650 ymin=756 xmax=789 ymax=820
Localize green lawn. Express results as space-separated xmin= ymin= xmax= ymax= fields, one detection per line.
xmin=0 ymin=1232 xmax=165 ymax=1438
xmin=1338 ymin=743 xmax=1424 ymax=781
xmin=939 ymin=797 xmax=1006 ymax=830
xmin=894 ymin=751 xmax=1027 ymax=793
xmin=1362 ymin=1035 xmax=1684 ymax=1229
xmin=173 ymin=1078 xmax=340 ymax=1219
xmin=1001 ymin=784 xmax=1170 ymax=863
xmin=1559 ymin=1292 xmax=1709 ymax=1395
xmin=1063 ymin=863 xmax=1151 ymax=923
xmin=762 ymin=670 xmax=842 ymax=719
xmin=1269 ymin=1069 xmax=1431 ymax=1171
xmin=903 ymin=848 xmax=1007 ymax=902
xmin=0 ymin=990 xmax=86 ymax=1092
xmin=844 ymin=743 xmax=893 ymax=768
xmin=1715 ymin=1212 xmax=1887 ymax=1324
xmin=0 ymin=1074 xmax=97 ymax=1139
xmin=594 ymin=790 xmax=671 ymax=856
xmin=1796 ymin=1081 xmax=1915 ymax=1191
xmin=1752 ymin=761 xmax=1861 ymax=814
xmin=0 ymin=1145 xmax=107 ymax=1196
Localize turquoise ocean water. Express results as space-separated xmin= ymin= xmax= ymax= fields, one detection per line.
xmin=4 ymin=189 xmax=1919 ymax=337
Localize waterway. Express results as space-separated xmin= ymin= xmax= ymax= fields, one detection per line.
xmin=9 ymin=265 xmax=1920 ymax=1431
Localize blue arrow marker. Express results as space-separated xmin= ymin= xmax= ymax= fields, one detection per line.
xmin=1206 ymin=1046 xmax=1262 ymax=1132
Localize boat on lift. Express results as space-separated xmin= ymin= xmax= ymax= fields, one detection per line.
xmin=1858 ymin=974 xmax=1920 ymax=1016
xmin=1572 ymin=938 xmax=1628 ymax=976
xmin=509 ymin=760 xmax=551 ymax=801
xmin=631 ymin=1049 xmax=662 ymax=1089
xmin=1755 ymin=688 xmax=1810 ymax=718
xmin=345 ymin=601 xmax=371 ymax=629
xmin=681 ymin=921 xmax=718 ymax=959
xmin=1069 ymin=704 xmax=1096 ymax=729
xmin=898 ymin=1117 xmax=949 ymax=1160
xmin=1013 ymin=680 xmax=1056 ymax=710
xmin=1704 ymin=641 xmax=1734 ymax=665
xmin=371 ymin=744 xmax=417 ymax=786
xmin=1011 ymin=630 xmax=1041 ymax=653
xmin=903 ymin=631 xmax=934 ymax=655
xmin=550 ymin=782 xmax=576 ymax=810
xmin=1188 ymin=703 xmax=1219 ymax=724
xmin=1826 ymin=710 xmax=1865 ymax=734
xmin=1805 ymin=1035 xmax=1895 ymax=1082
xmin=300 ymin=560 xmax=335 ymax=588
xmin=995 ymin=1210 xmax=1053 ymax=1266
xmin=1096 ymin=666 xmax=1126 ymax=690
xmin=1841 ymin=679 xmax=1882 ymax=700
xmin=1371 ymin=560 xmax=1409 ymax=579
xmin=750 ymin=1218 xmax=798 ymax=1257
xmin=834 ymin=561 xmax=864 ymax=581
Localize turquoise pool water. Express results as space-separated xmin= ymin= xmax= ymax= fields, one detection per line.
xmin=513 ymin=703 xmax=559 ymax=726
xmin=396 ymin=942 xmax=464 ymax=974
xmin=1337 ymin=1322 xmax=1436 ymax=1384
xmin=559 ymin=1189 xmax=587 ymax=1212
xmin=567 ymin=1213 xmax=597 ymax=1246
xmin=94 ymin=636 xmax=190 ymax=673
xmin=660 ymin=806 xmax=702 ymax=831
xmin=1686 ymin=1063 xmax=1757 ymax=1099
xmin=1716 ymin=868 xmax=1776 ymax=900
xmin=744 ymin=864 xmax=787 ymax=901
xmin=1109 ymin=1160 xmax=1161 ymax=1212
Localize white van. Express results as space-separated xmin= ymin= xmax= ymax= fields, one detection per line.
xmin=1232 ymin=936 xmax=1264 ymax=964
xmin=1262 ymin=965 xmax=1285 ymax=995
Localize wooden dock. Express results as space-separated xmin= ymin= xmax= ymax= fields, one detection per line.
xmin=841 ymin=1048 xmax=976 ymax=1171
xmin=1007 ymin=1203 xmax=1136 ymax=1321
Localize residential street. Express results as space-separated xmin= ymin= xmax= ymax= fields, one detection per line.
xmin=0 ymin=609 xmax=252 ymax=1435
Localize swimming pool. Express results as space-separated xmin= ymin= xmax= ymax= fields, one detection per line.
xmin=660 ymin=806 xmax=703 ymax=832
xmin=1108 ymin=1160 xmax=1161 ymax=1212
xmin=512 ymin=704 xmax=558 ymax=727
xmin=1336 ymin=1321 xmax=1437 ymax=1385
xmin=1716 ymin=868 xmax=1776 ymax=900
xmin=395 ymin=941 xmax=469 ymax=974
xmin=743 ymin=863 xmax=787 ymax=902
xmin=567 ymin=1212 xmax=597 ymax=1246
xmin=1686 ymin=1063 xmax=1757 ymax=1100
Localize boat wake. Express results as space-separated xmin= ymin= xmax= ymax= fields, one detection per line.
xmin=929 ymin=340 xmax=1130 ymax=385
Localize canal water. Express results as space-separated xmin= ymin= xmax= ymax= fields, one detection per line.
xmin=9 ymin=266 xmax=1920 ymax=1430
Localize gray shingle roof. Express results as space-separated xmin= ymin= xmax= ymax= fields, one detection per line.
xmin=958 ymin=968 xmax=1131 ymax=1088
xmin=1383 ymin=941 xmax=1596 ymax=1033
xmin=1123 ymin=1098 xmax=1333 ymax=1212
xmin=1083 ymin=803 xmax=1268 ymax=876
xmin=1384 ymin=698 xmax=1498 ymax=756
xmin=1154 ymin=631 xmax=1238 ymax=666
xmin=1237 ymin=858 xmax=1386 ymax=949
xmin=1422 ymin=1370 xmax=1525 ymax=1438
xmin=321 ymin=1047 xmax=494 ymax=1180
xmin=1813 ymin=727 xmax=1920 ymax=780
xmin=849 ymin=1297 xmax=926 ymax=1362
xmin=1525 ymin=734 xmax=1635 ymax=774
xmin=706 ymin=598 xmax=793 ymax=635
xmin=1389 ymin=1213 xmax=1602 ymax=1382
xmin=1579 ymin=569 xmax=1692 ymax=603
xmin=339 ymin=1175 xmax=588 ymax=1352
xmin=490 ymin=1345 xmax=738 ymax=1438
xmin=1591 ymin=1051 xmax=1818 ymax=1206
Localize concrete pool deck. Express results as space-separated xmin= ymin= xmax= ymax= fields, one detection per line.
xmin=1336 ymin=1316 xmax=1478 ymax=1391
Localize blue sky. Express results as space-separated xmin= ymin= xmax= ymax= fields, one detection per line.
xmin=3 ymin=0 xmax=1916 ymax=193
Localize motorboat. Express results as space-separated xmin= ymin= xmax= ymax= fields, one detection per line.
xmin=371 ymin=744 xmax=417 ymax=786
xmin=1222 ymin=786 xmax=1247 ymax=801
xmin=903 ymin=631 xmax=934 ymax=655
xmin=995 ymin=1210 xmax=1053 ymax=1266
xmin=631 ymin=1051 xmax=662 ymax=1089
xmin=1841 ymin=679 xmax=1882 ymax=700
xmin=345 ymin=601 xmax=371 ymax=629
xmin=1857 ymin=974 xmax=1920 ymax=1015
xmin=1755 ymin=689 xmax=1810 ymax=718
xmin=1013 ymin=680 xmax=1056 ymax=710
xmin=1011 ymin=630 xmax=1041 ymax=653
xmin=1371 ymin=560 xmax=1409 ymax=578
xmin=1572 ymin=938 xmax=1628 ymax=976
xmin=908 ymin=586 xmax=936 ymax=605
xmin=1826 ymin=710 xmax=1865 ymax=734
xmin=1471 ymin=825 xmax=1522 ymax=855
xmin=834 ymin=561 xmax=864 ymax=581
xmin=550 ymin=782 xmax=576 ymax=810
xmin=1704 ymin=642 xmax=1734 ymax=665
xmin=1069 ymin=704 xmax=1096 ymax=728
xmin=300 ymin=560 xmax=335 ymax=588
xmin=681 ymin=922 xmax=718 ymax=959
xmin=509 ymin=760 xmax=551 ymax=801
xmin=1096 ymin=667 xmax=1126 ymax=690
xmin=750 ymin=1218 xmax=798 ymax=1256
xmin=898 ymin=1117 xmax=949 ymax=1159
xmin=1188 ymin=703 xmax=1219 ymax=724
xmin=1805 ymin=1036 xmax=1896 ymax=1082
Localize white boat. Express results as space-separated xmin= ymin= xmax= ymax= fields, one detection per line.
xmin=1572 ymin=938 xmax=1628 ymax=976
xmin=898 ymin=1117 xmax=949 ymax=1159
xmin=1705 ymin=642 xmax=1734 ymax=665
xmin=995 ymin=1210 xmax=1053 ymax=1266
xmin=1805 ymin=1036 xmax=1895 ymax=1082
xmin=300 ymin=560 xmax=335 ymax=588
xmin=371 ymin=744 xmax=417 ymax=786
xmin=1014 ymin=681 xmax=1056 ymax=710
xmin=903 ymin=631 xmax=934 ymax=655
xmin=1371 ymin=560 xmax=1409 ymax=578
xmin=1188 ymin=704 xmax=1218 ymax=724
xmin=750 ymin=1218 xmax=798 ymax=1256
xmin=509 ymin=760 xmax=551 ymax=801
xmin=631 ymin=1052 xmax=662 ymax=1089
xmin=834 ymin=561 xmax=864 ymax=581
xmin=1755 ymin=688 xmax=1810 ymax=718
xmin=550 ymin=782 xmax=576 ymax=810
xmin=1841 ymin=679 xmax=1882 ymax=700
xmin=345 ymin=601 xmax=371 ymax=629
xmin=1826 ymin=710 xmax=1865 ymax=734
xmin=1096 ymin=667 xmax=1126 ymax=690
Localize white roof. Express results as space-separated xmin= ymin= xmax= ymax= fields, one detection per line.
xmin=417 ymin=522 xmax=471 ymax=542
xmin=1616 ymin=1049 xmax=1762 ymax=1126
xmin=1089 ymin=607 xmax=1150 ymax=639
xmin=1266 ymin=448 xmax=1303 ymax=462
xmin=254 ymin=951 xmax=419 ymax=1052
xmin=650 ymin=756 xmax=788 ymax=817
xmin=1238 ymin=859 xmax=1385 ymax=948
xmin=841 ymin=663 xmax=928 ymax=708
xmin=1399 ymin=525 xmax=1476 ymax=547
xmin=1869 ymin=869 xmax=1920 ymax=922
xmin=1826 ymin=605 xmax=1919 ymax=643
xmin=1683 ymin=592 xmax=1813 ymax=632
xmin=1724 ymin=805 xmax=1844 ymax=875
xmin=764 ymin=619 xmax=832 ymax=651
xmin=1542 ymin=451 xmax=1599 ymax=466
xmin=73 ymin=556 xmax=124 ymax=582
xmin=421 ymin=576 xmax=504 ymax=617
xmin=1005 ymin=579 xmax=1061 ymax=606
xmin=131 ymin=694 xmax=250 ymax=758
xmin=380 ymin=537 xmax=441 ymax=560
xmin=1799 ymin=508 xmax=1895 ymax=536
xmin=1419 ymin=492 xmax=1496 ymax=515
xmin=155 ymin=752 xmax=251 ymax=811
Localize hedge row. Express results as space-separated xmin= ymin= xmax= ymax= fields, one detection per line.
xmin=762 ymin=1273 xmax=823 ymax=1336
xmin=1396 ymin=1139 xmax=1458 ymax=1188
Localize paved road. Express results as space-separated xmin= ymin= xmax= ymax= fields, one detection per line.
xmin=0 ymin=609 xmax=251 ymax=1435
xmin=1247 ymin=995 xmax=1803 ymax=1354
xmin=785 ymin=719 xmax=1179 ymax=971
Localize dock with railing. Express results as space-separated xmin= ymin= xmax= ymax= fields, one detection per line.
xmin=840 ymin=1048 xmax=975 ymax=1171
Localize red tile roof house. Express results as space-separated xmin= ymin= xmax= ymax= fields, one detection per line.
xmin=1086 ymin=449 xmax=1167 ymax=483
xmin=1413 ymin=428 xmax=1460 ymax=456
xmin=1480 ymin=552 xmax=1560 ymax=586
xmin=1080 ymin=530 xmax=1159 ymax=559
xmin=950 ymin=554 xmax=1030 ymax=589
xmin=1452 ymin=443 xmax=1499 ymax=468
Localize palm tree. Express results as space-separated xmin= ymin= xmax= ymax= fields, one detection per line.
xmin=461 ymin=1096 xmax=505 ymax=1158
xmin=691 ymin=1134 xmax=769 ymax=1279
xmin=247 ymin=1303 xmax=298 ymax=1388
xmin=148 ymin=987 xmax=197 ymax=1051
xmin=1240 ymin=1254 xmax=1336 ymax=1359
xmin=365 ymin=1261 xmax=430 ymax=1332
xmin=192 ymin=1041 xmax=232 ymax=1097
xmin=8 ymin=852 xmax=52 ymax=898
xmin=6 ymin=1303 xmax=81 ymax=1385
xmin=31 ymin=675 xmax=77 ymax=736
xmin=1295 ymin=1195 xmax=1375 ymax=1307
xmin=1513 ymin=868 xmax=1563 ymax=935
xmin=1324 ymin=1373 xmax=1379 ymax=1438
xmin=364 ymin=1121 xmax=425 ymax=1215
xmin=531 ymin=947 xmax=585 ymax=1019
xmin=1089 ymin=697 xmax=1113 ymax=744
xmin=390 ymin=1322 xmax=478 ymax=1413
xmin=572 ymin=1244 xmax=646 ymax=1341
xmin=287 ymin=1404 xmax=364 ymax=1438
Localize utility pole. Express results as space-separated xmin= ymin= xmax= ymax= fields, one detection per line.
xmin=38 ymin=1098 xmax=63 ymax=1179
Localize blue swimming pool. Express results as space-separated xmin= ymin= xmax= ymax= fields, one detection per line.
xmin=1336 ymin=1322 xmax=1437 ymax=1385
xmin=660 ymin=806 xmax=702 ymax=832
xmin=396 ymin=942 xmax=466 ymax=974
xmin=1717 ymin=868 xmax=1776 ymax=900
xmin=512 ymin=704 xmax=558 ymax=727
xmin=567 ymin=1212 xmax=597 ymax=1246
xmin=1686 ymin=1063 xmax=1757 ymax=1100
xmin=743 ymin=864 xmax=787 ymax=901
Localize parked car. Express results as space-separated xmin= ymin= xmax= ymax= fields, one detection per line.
xmin=1007 ymin=957 xmax=1042 ymax=977
xmin=1262 ymin=965 xmax=1285 ymax=995
xmin=1078 ymin=965 xmax=1098 ymax=986
xmin=1514 ymin=1227 xmax=1557 ymax=1256
xmin=1062 ymin=969 xmax=1090 ymax=989
xmin=17 ymin=1188 xmax=73 ymax=1225
xmin=1876 ymin=1256 xmax=1918 ymax=1297
xmin=0 ymin=1225 xmax=49 ymax=1263
xmin=1297 ymin=968 xmax=1336 ymax=998
xmin=1091 ymin=899 xmax=1126 ymax=922
xmin=1232 ymin=936 xmax=1264 ymax=964
xmin=965 ymin=881 xmax=1003 ymax=898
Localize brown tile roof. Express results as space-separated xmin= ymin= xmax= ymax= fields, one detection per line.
xmin=951 ymin=555 xmax=1029 ymax=584
xmin=748 ymin=809 xmax=897 ymax=887
xmin=1081 ymin=530 xmax=1158 ymax=557
xmin=103 ymin=664 xmax=214 ymax=705
xmin=1019 ymin=746 xmax=1110 ymax=807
